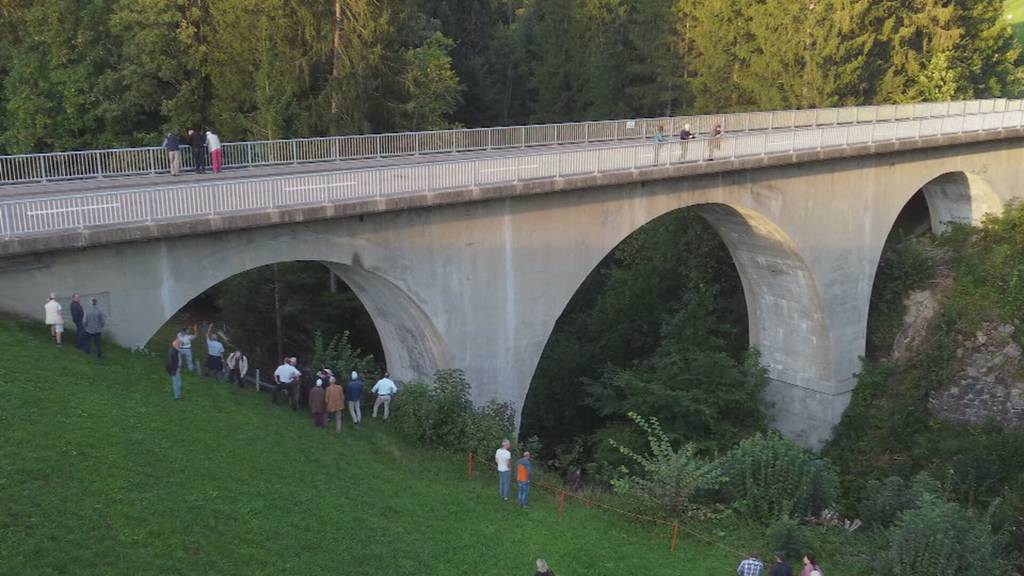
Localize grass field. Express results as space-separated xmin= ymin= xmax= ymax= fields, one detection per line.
xmin=0 ymin=316 xmax=764 ymax=576
xmin=1008 ymin=0 xmax=1024 ymax=44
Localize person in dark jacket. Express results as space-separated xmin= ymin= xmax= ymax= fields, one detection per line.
xmin=69 ymin=293 xmax=85 ymax=351
xmin=162 ymin=132 xmax=181 ymax=176
xmin=167 ymin=338 xmax=183 ymax=399
xmin=187 ymin=129 xmax=205 ymax=174
xmin=769 ymin=552 xmax=793 ymax=576
xmin=82 ymin=298 xmax=105 ymax=359
xmin=346 ymin=371 xmax=364 ymax=424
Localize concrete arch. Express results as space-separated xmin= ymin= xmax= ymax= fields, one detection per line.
xmin=529 ymin=200 xmax=832 ymax=441
xmin=132 ymin=247 xmax=448 ymax=385
xmin=919 ymin=171 xmax=1003 ymax=232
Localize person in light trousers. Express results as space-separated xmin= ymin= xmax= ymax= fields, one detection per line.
xmin=495 ymin=439 xmax=512 ymax=501
xmin=371 ymin=372 xmax=397 ymax=420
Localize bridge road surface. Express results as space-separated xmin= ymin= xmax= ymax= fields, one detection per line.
xmin=0 ymin=124 xmax=841 ymax=202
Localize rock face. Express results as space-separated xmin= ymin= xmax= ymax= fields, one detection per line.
xmin=929 ymin=323 xmax=1024 ymax=429
xmin=891 ymin=274 xmax=950 ymax=363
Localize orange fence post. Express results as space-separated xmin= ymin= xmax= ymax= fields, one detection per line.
xmin=467 ymin=451 xmax=474 ymax=478
xmin=670 ymin=523 xmax=680 ymax=553
xmin=558 ymin=490 xmax=565 ymax=517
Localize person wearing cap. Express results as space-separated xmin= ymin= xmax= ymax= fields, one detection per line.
xmin=346 ymin=371 xmax=364 ymax=424
xmin=309 ymin=377 xmax=326 ymax=428
xmin=371 ymin=371 xmax=397 ymax=420
xmin=325 ymin=376 xmax=345 ymax=433
xmin=44 ymin=293 xmax=64 ymax=345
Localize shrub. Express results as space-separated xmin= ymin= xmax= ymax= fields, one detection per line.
xmin=859 ymin=472 xmax=941 ymax=529
xmin=766 ymin=516 xmax=806 ymax=567
xmin=716 ymin=432 xmax=839 ymax=522
xmin=392 ymin=369 xmax=516 ymax=460
xmin=609 ymin=412 xmax=720 ymax=518
xmin=888 ymin=498 xmax=1008 ymax=576
xmin=310 ymin=331 xmax=378 ymax=380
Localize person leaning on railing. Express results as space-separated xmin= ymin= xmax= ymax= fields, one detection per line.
xmin=162 ymin=132 xmax=181 ymax=176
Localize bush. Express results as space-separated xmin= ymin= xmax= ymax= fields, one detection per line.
xmin=392 ymin=369 xmax=516 ymax=460
xmin=311 ymin=331 xmax=378 ymax=380
xmin=859 ymin=472 xmax=941 ymax=529
xmin=609 ymin=412 xmax=720 ymax=518
xmin=716 ymin=432 xmax=839 ymax=522
xmin=766 ymin=516 xmax=806 ymax=568
xmin=888 ymin=498 xmax=1008 ymax=576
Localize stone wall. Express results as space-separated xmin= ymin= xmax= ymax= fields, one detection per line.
xmin=929 ymin=323 xmax=1024 ymax=428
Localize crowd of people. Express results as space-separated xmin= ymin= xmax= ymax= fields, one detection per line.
xmin=738 ymin=551 xmax=825 ymax=576
xmin=160 ymin=128 xmax=224 ymax=176
xmin=43 ymin=293 xmax=107 ymax=358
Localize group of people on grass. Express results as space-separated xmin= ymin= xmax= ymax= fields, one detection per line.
xmin=162 ymin=323 xmax=399 ymax=432
xmin=739 ymin=551 xmax=825 ymax=576
xmin=43 ymin=293 xmax=106 ymax=358
xmin=495 ymin=439 xmax=534 ymax=508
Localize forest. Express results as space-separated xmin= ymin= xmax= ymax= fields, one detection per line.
xmin=0 ymin=0 xmax=1021 ymax=154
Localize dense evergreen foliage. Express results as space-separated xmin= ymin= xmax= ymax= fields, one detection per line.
xmin=1 ymin=0 xmax=1020 ymax=153
xmin=520 ymin=210 xmax=765 ymax=473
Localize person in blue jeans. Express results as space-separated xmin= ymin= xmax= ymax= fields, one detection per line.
xmin=166 ymin=338 xmax=183 ymax=400
xmin=495 ymin=439 xmax=512 ymax=501
xmin=515 ymin=451 xmax=532 ymax=508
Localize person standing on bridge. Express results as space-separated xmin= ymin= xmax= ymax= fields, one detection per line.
xmin=166 ymin=337 xmax=183 ymax=400
xmin=371 ymin=371 xmax=397 ymax=420
xmin=162 ymin=132 xmax=181 ymax=176
xmin=70 ymin=293 xmax=85 ymax=351
xmin=709 ymin=123 xmax=723 ymax=161
xmin=347 ymin=371 xmax=364 ymax=424
xmin=206 ymin=129 xmax=223 ymax=173
xmin=82 ymin=298 xmax=105 ymax=359
xmin=44 ymin=293 xmax=64 ymax=346
xmin=188 ymin=129 xmax=205 ymax=174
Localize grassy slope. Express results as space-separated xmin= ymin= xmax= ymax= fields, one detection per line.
xmin=1008 ymin=0 xmax=1024 ymax=44
xmin=0 ymin=316 xmax=751 ymax=576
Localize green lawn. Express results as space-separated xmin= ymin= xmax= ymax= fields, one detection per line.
xmin=1008 ymin=0 xmax=1024 ymax=44
xmin=0 ymin=316 xmax=754 ymax=575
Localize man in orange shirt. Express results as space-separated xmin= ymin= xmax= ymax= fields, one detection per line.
xmin=515 ymin=451 xmax=532 ymax=508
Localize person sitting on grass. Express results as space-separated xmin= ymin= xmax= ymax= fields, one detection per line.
xmin=325 ymin=376 xmax=345 ymax=434
xmin=309 ymin=378 xmax=326 ymax=428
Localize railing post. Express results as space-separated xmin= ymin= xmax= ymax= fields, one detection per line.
xmin=292 ymin=140 xmax=298 ymax=165
xmin=376 ymin=135 xmax=382 ymax=158
xmin=585 ymin=123 xmax=589 ymax=144
xmin=38 ymin=156 xmax=47 ymax=182
xmin=247 ymin=144 xmax=254 ymax=167
xmin=916 ymin=120 xmax=922 ymax=140
xmin=769 ymin=111 xmax=775 ymax=130
xmin=486 ymin=129 xmax=491 ymax=151
xmin=96 ymin=154 xmax=104 ymax=179
xmin=816 ymin=127 xmax=823 ymax=149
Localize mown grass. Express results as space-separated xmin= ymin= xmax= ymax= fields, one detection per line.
xmin=0 ymin=316 xmax=758 ymax=576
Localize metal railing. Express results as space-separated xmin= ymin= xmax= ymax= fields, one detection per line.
xmin=2 ymin=106 xmax=1021 ymax=241
xmin=1 ymin=99 xmax=1019 ymax=185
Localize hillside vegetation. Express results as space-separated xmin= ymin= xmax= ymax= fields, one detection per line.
xmin=0 ymin=315 xmax=751 ymax=576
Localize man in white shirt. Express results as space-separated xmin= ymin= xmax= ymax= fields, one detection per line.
xmin=371 ymin=372 xmax=398 ymax=420
xmin=273 ymin=357 xmax=302 ymax=406
xmin=43 ymin=293 xmax=63 ymax=345
xmin=206 ymin=130 xmax=223 ymax=173
xmin=495 ymin=439 xmax=512 ymax=501
xmin=176 ymin=325 xmax=198 ymax=373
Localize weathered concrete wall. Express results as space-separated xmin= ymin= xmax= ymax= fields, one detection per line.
xmin=1 ymin=137 xmax=1021 ymax=448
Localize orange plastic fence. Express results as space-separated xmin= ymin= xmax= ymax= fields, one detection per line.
xmin=466 ymin=451 xmax=748 ymax=558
